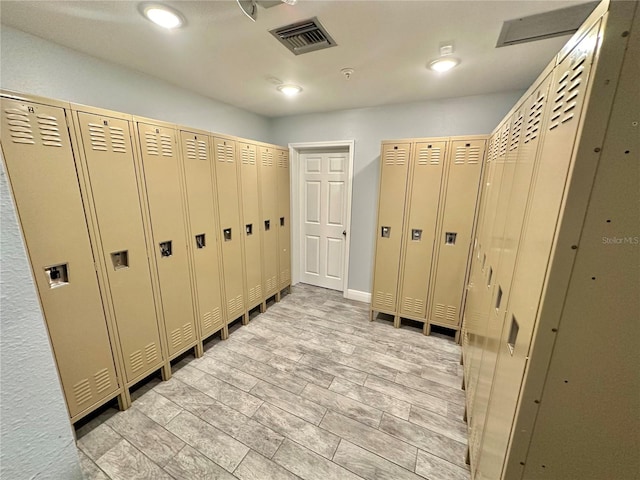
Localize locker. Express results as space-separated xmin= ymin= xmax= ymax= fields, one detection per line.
xmin=0 ymin=98 xmax=119 ymax=418
xmin=429 ymin=139 xmax=485 ymax=330
xmin=259 ymin=146 xmax=279 ymax=299
xmin=75 ymin=110 xmax=163 ymax=384
xmin=136 ymin=121 xmax=197 ymax=358
xmin=397 ymin=141 xmax=446 ymax=320
xmin=238 ymin=142 xmax=263 ymax=310
xmin=213 ymin=137 xmax=245 ymax=321
xmin=371 ymin=142 xmax=411 ymax=315
xmin=276 ymin=148 xmax=291 ymax=289
xmin=179 ymin=129 xmax=225 ymax=340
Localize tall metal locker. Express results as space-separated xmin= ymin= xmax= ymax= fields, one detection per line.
xmin=213 ymin=136 xmax=246 ymax=322
xmin=396 ymin=141 xmax=446 ymax=325
xmin=136 ymin=121 xmax=197 ymax=358
xmin=259 ymin=145 xmax=279 ymax=301
xmin=276 ymin=148 xmax=291 ymax=290
xmin=74 ymin=109 xmax=164 ymax=385
xmin=370 ymin=142 xmax=411 ymax=318
xmin=0 ymin=96 xmax=121 ymax=420
xmin=238 ymin=141 xmax=264 ymax=312
xmin=428 ymin=138 xmax=485 ymax=336
xmin=179 ymin=129 xmax=226 ymax=341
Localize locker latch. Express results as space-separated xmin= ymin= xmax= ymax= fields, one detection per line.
xmin=223 ymin=228 xmax=232 ymax=241
xmin=159 ymin=241 xmax=172 ymax=257
xmin=280 ymin=217 xmax=285 ymax=227
xmin=45 ymin=264 xmax=68 ymax=288
xmin=445 ymin=232 xmax=457 ymax=245
xmin=412 ymin=229 xmax=422 ymax=241
xmin=111 ymin=251 xmax=129 ymax=269
xmin=246 ymin=224 xmax=253 ymax=236
xmin=264 ymin=220 xmax=271 ymax=231
xmin=381 ymin=226 xmax=391 ymax=238
xmin=195 ymin=234 xmax=206 ymax=249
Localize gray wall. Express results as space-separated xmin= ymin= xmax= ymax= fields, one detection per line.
xmin=0 ymin=26 xmax=271 ymax=142
xmin=0 ymin=158 xmax=83 ymax=480
xmin=270 ymin=91 xmax=523 ymax=293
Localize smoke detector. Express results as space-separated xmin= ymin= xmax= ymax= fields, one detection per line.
xmin=341 ymin=68 xmax=354 ymax=80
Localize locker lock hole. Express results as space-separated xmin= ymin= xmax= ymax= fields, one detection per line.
xmin=265 ymin=220 xmax=271 ymax=231
xmin=507 ymin=315 xmax=519 ymax=355
xmin=45 ymin=264 xmax=69 ymax=288
xmin=280 ymin=217 xmax=285 ymax=227
xmin=246 ymin=224 xmax=253 ymax=236
xmin=381 ymin=226 xmax=391 ymax=238
xmin=223 ymin=228 xmax=232 ymax=241
xmin=195 ymin=234 xmax=206 ymax=249
xmin=412 ymin=229 xmax=422 ymax=241
xmin=111 ymin=251 xmax=129 ymax=270
xmin=159 ymin=241 xmax=172 ymax=257
xmin=445 ymin=232 xmax=457 ymax=245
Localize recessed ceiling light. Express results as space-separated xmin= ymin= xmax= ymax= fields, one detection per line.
xmin=429 ymin=57 xmax=460 ymax=73
xmin=141 ymin=3 xmax=184 ymax=29
xmin=277 ymin=84 xmax=303 ymax=96
xmin=281 ymin=0 xmax=298 ymax=4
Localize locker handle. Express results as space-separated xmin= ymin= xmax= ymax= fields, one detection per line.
xmin=195 ymin=234 xmax=206 ymax=249
xmin=111 ymin=250 xmax=129 ymax=269
xmin=223 ymin=229 xmax=232 ymax=241
xmin=445 ymin=232 xmax=457 ymax=245
xmin=507 ymin=315 xmax=519 ymax=355
xmin=280 ymin=217 xmax=285 ymax=227
xmin=411 ymin=229 xmax=422 ymax=241
xmin=246 ymin=224 xmax=253 ymax=236
xmin=265 ymin=220 xmax=271 ymax=231
xmin=159 ymin=241 xmax=172 ymax=257
xmin=381 ymin=226 xmax=391 ymax=238
xmin=45 ymin=264 xmax=69 ymax=288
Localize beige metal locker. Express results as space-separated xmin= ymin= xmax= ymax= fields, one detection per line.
xmin=136 ymin=121 xmax=197 ymax=358
xmin=74 ymin=110 xmax=163 ymax=384
xmin=179 ymin=129 xmax=226 ymax=341
xmin=276 ymin=148 xmax=291 ymax=290
xmin=0 ymin=97 xmax=120 ymax=419
xmin=397 ymin=141 xmax=446 ymax=322
xmin=428 ymin=139 xmax=485 ymax=332
xmin=370 ymin=142 xmax=411 ymax=317
xmin=213 ymin=137 xmax=245 ymax=321
xmin=238 ymin=142 xmax=264 ymax=311
xmin=259 ymin=145 xmax=279 ymax=300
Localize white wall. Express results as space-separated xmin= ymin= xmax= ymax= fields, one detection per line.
xmin=0 ymin=157 xmax=83 ymax=480
xmin=270 ymin=91 xmax=523 ymax=293
xmin=0 ymin=26 xmax=271 ymax=142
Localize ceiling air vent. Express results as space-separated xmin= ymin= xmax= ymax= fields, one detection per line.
xmin=496 ymin=2 xmax=598 ymax=47
xmin=270 ymin=17 xmax=337 ymax=55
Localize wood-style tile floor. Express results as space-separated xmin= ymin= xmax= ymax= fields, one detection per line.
xmin=76 ymin=284 xmax=470 ymax=480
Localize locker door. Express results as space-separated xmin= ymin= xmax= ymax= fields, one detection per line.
xmin=213 ymin=137 xmax=245 ymax=320
xmin=259 ymin=146 xmax=278 ymax=298
xmin=277 ymin=148 xmax=291 ymax=289
xmin=180 ymin=131 xmax=224 ymax=339
xmin=398 ymin=141 xmax=446 ymax=319
xmin=77 ymin=112 xmax=162 ymax=383
xmin=239 ymin=142 xmax=263 ymax=308
xmin=429 ymin=139 xmax=485 ymax=327
xmin=137 ymin=122 xmax=196 ymax=357
xmin=371 ymin=143 xmax=411 ymax=313
xmin=1 ymin=99 xmax=118 ymax=418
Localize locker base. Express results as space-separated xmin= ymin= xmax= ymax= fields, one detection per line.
xmin=276 ymin=291 xmax=281 ymax=302
xmin=117 ymin=388 xmax=132 ymax=411
xmin=260 ymin=301 xmax=267 ymax=313
xmin=161 ymin=363 xmax=172 ymax=381
xmin=194 ymin=341 xmax=204 ymax=358
xmin=463 ymin=404 xmax=468 ymax=424
xmin=221 ymin=325 xmax=229 ymax=340
xmin=424 ymin=322 xmax=461 ymax=343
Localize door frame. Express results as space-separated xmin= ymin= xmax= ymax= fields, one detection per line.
xmin=289 ymin=140 xmax=355 ymax=298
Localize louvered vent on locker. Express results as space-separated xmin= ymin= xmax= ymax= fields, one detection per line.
xmin=4 ymin=108 xmax=63 ymax=147
xmin=454 ymin=144 xmax=481 ymax=165
xmin=182 ymin=322 xmax=193 ymax=342
xmin=145 ymin=343 xmax=158 ymax=364
xmin=144 ymin=131 xmax=160 ymax=156
xmin=87 ymin=122 xmax=127 ymax=154
xmin=525 ymin=91 xmax=546 ymax=143
xmin=242 ymin=147 xmax=256 ymax=165
xmin=549 ymin=52 xmax=586 ymax=130
xmin=37 ymin=114 xmax=63 ymax=147
xmin=417 ymin=145 xmax=442 ymax=165
xmin=278 ymin=151 xmax=289 ymax=168
xmin=130 ymin=350 xmax=144 ymax=373
xmin=249 ymin=285 xmax=262 ymax=303
xmin=384 ymin=147 xmax=408 ymax=165
xmin=94 ymin=368 xmax=112 ymax=394
xmin=403 ymin=297 xmax=424 ymax=315
xmin=499 ymin=125 xmax=510 ymax=156
xmin=374 ymin=291 xmax=394 ymax=310
xmin=510 ymin=114 xmax=524 ymax=151
xmin=186 ymin=138 xmax=198 ymax=160
xmin=262 ymin=150 xmax=274 ymax=167
xmin=170 ymin=328 xmax=182 ymax=350
xmin=73 ymin=378 xmax=92 ymax=406
xmin=160 ymin=134 xmax=173 ymax=157
xmin=217 ymin=143 xmax=234 ymax=163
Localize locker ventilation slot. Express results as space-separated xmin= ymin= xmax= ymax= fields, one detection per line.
xmin=418 ymin=146 xmax=441 ymax=166
xmin=270 ymin=17 xmax=337 ymax=56
xmin=228 ymin=295 xmax=244 ymax=315
xmin=73 ymin=379 xmax=92 ymax=405
xmin=525 ymin=93 xmax=545 ymax=143
xmin=130 ymin=350 xmax=144 ymax=373
xmin=110 ymin=127 xmax=127 ymax=153
xmin=144 ymin=132 xmax=159 ymax=156
xmin=499 ymin=125 xmax=510 ymax=156
xmin=145 ymin=343 xmax=158 ymax=364
xmin=509 ymin=114 xmax=523 ymax=151
xmin=384 ymin=148 xmax=407 ymax=166
xmin=278 ymin=152 xmax=289 ymax=168
xmin=242 ymin=148 xmax=256 ymax=165
xmin=160 ymin=134 xmax=173 ymax=157
xmin=403 ymin=297 xmax=424 ymax=315
xmin=5 ymin=108 xmax=35 ymax=144
xmin=217 ymin=143 xmax=235 ymax=163
xmin=262 ymin=151 xmax=274 ymax=167
xmin=186 ymin=139 xmax=198 ymax=160
xmin=37 ymin=114 xmax=62 ymax=147
xmin=171 ymin=328 xmax=182 ymax=349
xmin=89 ymin=123 xmax=108 ymax=151
xmin=249 ymin=285 xmax=262 ymax=303
xmin=203 ymin=311 xmax=213 ymax=330
xmin=94 ymin=368 xmax=112 ymax=394
xmin=434 ymin=303 xmax=446 ymax=320
xmin=446 ymin=305 xmax=457 ymax=323
xmin=281 ymin=269 xmax=291 ymax=284
xmin=267 ymin=276 xmax=277 ymax=292
xmin=183 ymin=322 xmax=194 ymax=342
xmin=454 ymin=145 xmax=481 ymax=165
xmin=374 ymin=291 xmax=394 ymax=310
xmin=550 ymin=54 xmax=585 ymax=130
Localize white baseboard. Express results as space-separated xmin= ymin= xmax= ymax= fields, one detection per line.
xmin=345 ymin=289 xmax=371 ymax=304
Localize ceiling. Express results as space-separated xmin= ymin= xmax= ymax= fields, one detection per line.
xmin=0 ymin=0 xmax=594 ymax=118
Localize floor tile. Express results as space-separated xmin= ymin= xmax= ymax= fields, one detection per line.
xmin=194 ymin=356 xmax=259 ymax=392
xmin=163 ymin=445 xmax=237 ymax=480
xmin=272 ymin=439 xmax=363 ymax=480
xmin=251 ymin=380 xmax=326 ymax=425
xmin=409 ymin=405 xmax=468 ymax=444
xmin=328 ymin=377 xmax=411 ymax=420
xmin=77 ymin=423 xmax=123 ymax=462
xmin=131 ymin=390 xmax=183 ymax=426
xmin=234 ymin=449 xmax=301 ymax=480
xmin=299 ymin=354 xmax=367 ymax=385
xmin=165 ymin=411 xmax=249 ymax=472
xmin=395 ymin=372 xmax=465 ymax=405
xmin=300 ymin=383 xmax=382 ymax=428
xmin=253 ymin=402 xmax=339 ymax=459
xmin=364 ymin=375 xmax=448 ymax=416
xmin=415 ymin=449 xmax=470 ymax=480
xmin=96 ymin=439 xmax=173 ymax=480
xmin=152 ymin=377 xmax=219 ymax=416
xmin=333 ymin=440 xmax=424 ymax=480
xmin=77 ymin=448 xmax=110 ymax=480
xmin=266 ymin=356 xmax=334 ymax=388
xmin=319 ymin=411 xmax=417 ymax=471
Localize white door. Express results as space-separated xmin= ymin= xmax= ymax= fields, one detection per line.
xmin=301 ymin=150 xmax=348 ymax=290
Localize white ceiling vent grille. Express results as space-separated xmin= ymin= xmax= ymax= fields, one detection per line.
xmin=496 ymin=2 xmax=598 ymax=47
xmin=270 ymin=17 xmax=337 ymax=55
